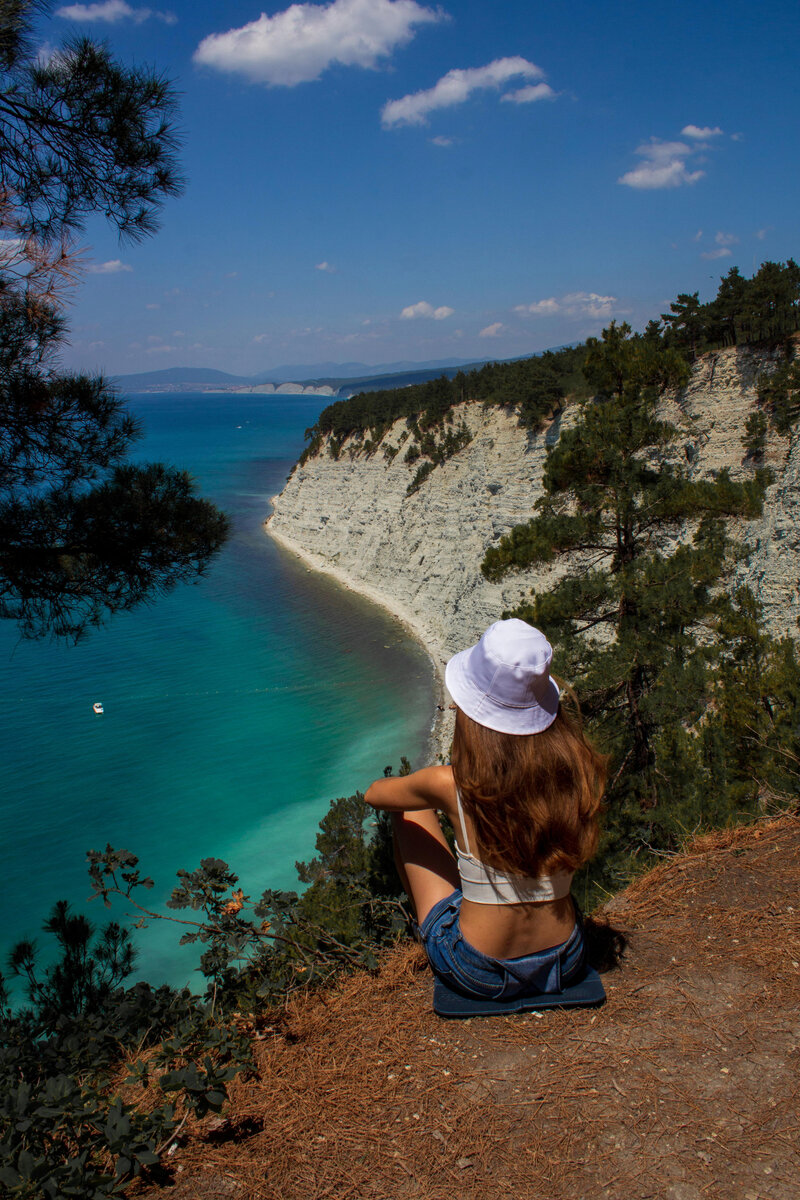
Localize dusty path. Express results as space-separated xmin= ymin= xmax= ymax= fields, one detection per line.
xmin=144 ymin=816 xmax=799 ymax=1200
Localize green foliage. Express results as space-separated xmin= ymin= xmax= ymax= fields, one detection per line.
xmin=407 ymin=460 xmax=435 ymax=495
xmin=85 ymin=794 xmax=409 ymax=1008
xmin=0 ymin=288 xmax=229 ymax=639
xmin=0 ymin=901 xmax=248 ymax=1198
xmin=481 ymin=321 xmax=799 ymax=902
xmin=0 ymin=784 xmax=413 ymax=1196
xmin=0 ymin=3 xmax=228 ymax=640
xmin=662 ymin=260 xmax=800 ymax=354
xmin=743 ymin=409 xmax=768 ymax=461
xmin=0 ymin=3 xmax=182 ymax=244
xmin=755 ymin=356 xmax=800 ymax=436
xmin=401 ymin=420 xmax=473 ymax=495
xmin=7 ymin=900 xmax=135 ymax=1031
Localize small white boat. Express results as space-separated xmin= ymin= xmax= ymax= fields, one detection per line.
xmin=92 ymin=701 xmax=104 ymax=715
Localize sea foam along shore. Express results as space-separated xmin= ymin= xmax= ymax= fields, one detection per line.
xmin=265 ymin=511 xmax=453 ymax=763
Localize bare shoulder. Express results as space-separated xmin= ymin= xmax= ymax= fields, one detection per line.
xmin=410 ymin=764 xmax=456 ymax=805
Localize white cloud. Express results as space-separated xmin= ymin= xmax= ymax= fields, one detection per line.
xmin=146 ymin=343 xmax=179 ymax=354
xmin=756 ymin=227 xmax=769 ymax=240
xmin=701 ymin=247 xmax=732 ymax=260
xmin=35 ymin=42 xmax=58 ymax=65
xmin=479 ymin=322 xmax=504 ymax=337
xmin=563 ymin=291 xmax=617 ymax=318
xmin=88 ymin=259 xmax=133 ymax=274
xmin=701 ymin=232 xmax=738 ymax=260
xmin=145 ymin=302 xmax=160 ymax=310
xmin=400 ymin=300 xmax=454 ymax=320
xmin=500 ymin=82 xmax=556 ymax=105
xmin=514 ymin=292 xmax=617 ymax=319
xmin=430 ymin=135 xmax=453 ymax=147
xmin=514 ymin=297 xmax=559 ymax=316
xmin=618 ymin=138 xmax=705 ymax=190
xmin=56 ymin=2 xmax=176 ymax=24
xmin=681 ymin=124 xmax=723 ymax=139
xmin=315 ymin=261 xmax=336 ymax=272
xmin=382 ymin=56 xmax=547 ymax=127
xmin=694 ymin=229 xmax=704 ymax=242
xmin=194 ymin=0 xmax=441 ymax=87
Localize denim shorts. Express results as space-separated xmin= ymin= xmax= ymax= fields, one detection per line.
xmin=418 ymin=890 xmax=585 ymax=1001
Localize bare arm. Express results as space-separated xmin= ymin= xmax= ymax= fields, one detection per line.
xmin=364 ymin=765 xmax=455 ymax=813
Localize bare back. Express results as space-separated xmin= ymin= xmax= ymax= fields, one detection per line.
xmin=435 ymin=767 xmax=577 ymax=959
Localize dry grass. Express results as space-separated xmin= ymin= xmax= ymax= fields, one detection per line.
xmin=139 ymin=815 xmax=800 ymax=1200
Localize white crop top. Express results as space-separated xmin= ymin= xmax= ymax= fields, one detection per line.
xmin=455 ymin=789 xmax=573 ymax=905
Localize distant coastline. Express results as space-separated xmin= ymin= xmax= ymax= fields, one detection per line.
xmin=113 ymin=351 xmax=550 ymax=401
xmin=204 ymin=383 xmax=336 ymax=396
xmin=125 ymin=383 xmax=337 ymax=397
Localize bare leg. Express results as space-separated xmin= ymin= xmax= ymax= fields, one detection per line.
xmin=392 ymin=809 xmax=460 ymax=926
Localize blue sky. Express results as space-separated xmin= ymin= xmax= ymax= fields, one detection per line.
xmin=44 ymin=0 xmax=800 ymax=377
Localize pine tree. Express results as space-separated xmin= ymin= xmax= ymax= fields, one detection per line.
xmin=0 ymin=2 xmax=228 ymax=639
xmin=661 ymin=291 xmax=705 ymax=357
xmin=481 ymin=322 xmax=791 ymax=890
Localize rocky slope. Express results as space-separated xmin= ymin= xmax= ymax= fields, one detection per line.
xmin=267 ymin=345 xmax=800 ymax=699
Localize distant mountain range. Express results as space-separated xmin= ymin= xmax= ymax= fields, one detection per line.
xmin=113 ymin=347 xmax=577 ymax=399
xmin=112 ymin=357 xmax=491 ymax=396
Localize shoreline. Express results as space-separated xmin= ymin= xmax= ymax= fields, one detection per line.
xmin=265 ymin=511 xmax=453 ymax=763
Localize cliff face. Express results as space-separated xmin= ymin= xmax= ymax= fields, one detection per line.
xmin=267 ymin=345 xmax=800 ymax=676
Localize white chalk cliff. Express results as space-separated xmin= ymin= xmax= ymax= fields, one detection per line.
xmin=267 ymin=345 xmax=800 ymax=688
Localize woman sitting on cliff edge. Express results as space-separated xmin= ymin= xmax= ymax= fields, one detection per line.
xmin=365 ymin=619 xmax=606 ymax=1000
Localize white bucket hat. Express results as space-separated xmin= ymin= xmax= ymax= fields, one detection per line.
xmin=445 ymin=619 xmax=560 ymax=735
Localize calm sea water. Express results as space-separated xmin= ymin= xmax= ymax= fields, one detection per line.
xmin=0 ymin=392 xmax=434 ymax=987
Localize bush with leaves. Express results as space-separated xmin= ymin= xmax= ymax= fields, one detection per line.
xmin=755 ymin=353 xmax=800 ymax=438
xmin=0 ymin=902 xmax=247 ymax=1197
xmin=0 ymin=776 xmax=414 ymax=1196
xmin=85 ymin=790 xmax=409 ymax=1007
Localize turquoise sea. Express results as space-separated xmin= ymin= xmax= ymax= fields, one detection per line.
xmin=0 ymin=392 xmax=434 ymax=988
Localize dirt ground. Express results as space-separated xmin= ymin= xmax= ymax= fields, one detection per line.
xmin=141 ymin=816 xmax=800 ymax=1200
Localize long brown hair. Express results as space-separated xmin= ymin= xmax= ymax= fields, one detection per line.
xmin=450 ymin=694 xmax=606 ymax=878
